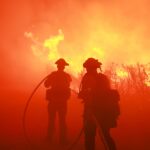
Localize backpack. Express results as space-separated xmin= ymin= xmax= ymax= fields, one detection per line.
xmin=93 ymin=88 xmax=120 ymax=128
xmin=78 ymin=72 xmax=120 ymax=128
xmin=105 ymin=89 xmax=120 ymax=127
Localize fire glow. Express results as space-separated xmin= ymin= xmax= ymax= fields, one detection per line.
xmin=24 ymin=29 xmax=106 ymax=76
xmin=116 ymin=68 xmax=128 ymax=79
xmin=24 ymin=29 xmax=150 ymax=87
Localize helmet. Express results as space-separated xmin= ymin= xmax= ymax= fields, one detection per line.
xmin=55 ymin=58 xmax=69 ymax=66
xmin=83 ymin=58 xmax=102 ymax=68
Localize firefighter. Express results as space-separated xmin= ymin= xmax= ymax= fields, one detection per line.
xmin=44 ymin=58 xmax=72 ymax=145
xmin=78 ymin=58 xmax=120 ymax=150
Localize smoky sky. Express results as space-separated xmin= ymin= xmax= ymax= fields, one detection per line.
xmin=0 ymin=2 xmax=150 ymax=150
xmin=0 ymin=0 xmax=150 ymax=90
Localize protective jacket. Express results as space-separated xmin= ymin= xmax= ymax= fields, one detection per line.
xmin=78 ymin=72 xmax=120 ymax=128
xmin=44 ymin=70 xmax=71 ymax=101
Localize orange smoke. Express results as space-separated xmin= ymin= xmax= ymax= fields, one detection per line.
xmin=25 ymin=29 xmax=105 ymax=76
xmin=24 ymin=0 xmax=150 ymax=86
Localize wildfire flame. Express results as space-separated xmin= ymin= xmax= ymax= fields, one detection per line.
xmin=25 ymin=29 xmax=150 ymax=87
xmin=44 ymin=29 xmax=64 ymax=61
xmin=116 ymin=68 xmax=128 ymax=79
xmin=25 ymin=29 xmax=106 ymax=76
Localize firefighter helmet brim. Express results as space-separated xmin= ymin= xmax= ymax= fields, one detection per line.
xmin=55 ymin=58 xmax=69 ymax=66
xmin=83 ymin=58 xmax=102 ymax=68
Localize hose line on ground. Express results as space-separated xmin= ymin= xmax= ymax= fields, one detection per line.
xmin=22 ymin=75 xmax=109 ymax=150
xmin=22 ymin=75 xmax=49 ymax=148
xmin=22 ymin=74 xmax=84 ymax=150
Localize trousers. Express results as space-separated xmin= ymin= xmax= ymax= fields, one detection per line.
xmin=47 ymin=100 xmax=67 ymax=144
xmin=83 ymin=107 xmax=117 ymax=150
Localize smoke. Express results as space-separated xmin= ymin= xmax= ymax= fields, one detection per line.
xmin=0 ymin=0 xmax=150 ymax=90
xmin=26 ymin=0 xmax=150 ymax=65
xmin=0 ymin=1 xmax=150 ymax=149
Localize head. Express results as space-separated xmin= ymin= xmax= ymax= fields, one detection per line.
xmin=83 ymin=58 xmax=102 ymax=73
xmin=55 ymin=58 xmax=69 ymax=71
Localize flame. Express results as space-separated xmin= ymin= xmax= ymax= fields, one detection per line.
xmin=145 ymin=80 xmax=150 ymax=87
xmin=44 ymin=29 xmax=64 ymax=61
xmin=116 ymin=68 xmax=128 ymax=79
xmin=144 ymin=64 xmax=150 ymax=87
xmin=25 ymin=29 xmax=106 ymax=76
xmin=25 ymin=28 xmax=150 ymax=85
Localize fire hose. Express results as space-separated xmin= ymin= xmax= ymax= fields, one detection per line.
xmin=22 ymin=75 xmax=49 ymax=149
xmin=22 ymin=75 xmax=84 ymax=150
xmin=22 ymin=75 xmax=110 ymax=150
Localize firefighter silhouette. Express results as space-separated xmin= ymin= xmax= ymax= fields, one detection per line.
xmin=44 ymin=58 xmax=72 ymax=144
xmin=78 ymin=58 xmax=120 ymax=150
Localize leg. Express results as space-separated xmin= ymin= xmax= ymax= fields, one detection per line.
xmin=58 ymin=102 xmax=68 ymax=144
xmin=47 ymin=102 xmax=57 ymax=142
xmin=84 ymin=116 xmax=96 ymax=150
xmin=101 ymin=127 xmax=117 ymax=150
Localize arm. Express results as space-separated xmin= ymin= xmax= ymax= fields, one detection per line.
xmin=44 ymin=73 xmax=53 ymax=88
